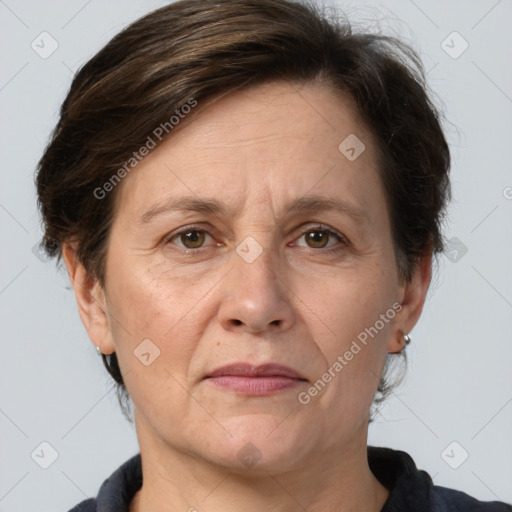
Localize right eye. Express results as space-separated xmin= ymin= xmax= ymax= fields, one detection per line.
xmin=166 ymin=228 xmax=216 ymax=251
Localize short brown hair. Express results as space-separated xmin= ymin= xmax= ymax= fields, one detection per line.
xmin=35 ymin=0 xmax=451 ymax=420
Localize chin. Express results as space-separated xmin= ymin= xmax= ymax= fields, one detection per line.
xmin=202 ymin=414 xmax=313 ymax=473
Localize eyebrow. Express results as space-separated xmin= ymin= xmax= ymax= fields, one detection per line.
xmin=139 ymin=196 xmax=237 ymax=224
xmin=138 ymin=194 xmax=369 ymax=226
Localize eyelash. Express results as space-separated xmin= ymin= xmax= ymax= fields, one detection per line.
xmin=164 ymin=224 xmax=349 ymax=255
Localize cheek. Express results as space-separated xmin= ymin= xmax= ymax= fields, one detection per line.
xmin=107 ymin=256 xmax=198 ymax=337
xmin=104 ymin=261 xmax=211 ymax=429
xmin=301 ymin=263 xmax=397 ymax=403
xmin=104 ymin=257 xmax=220 ymax=384
xmin=303 ymin=260 xmax=397 ymax=344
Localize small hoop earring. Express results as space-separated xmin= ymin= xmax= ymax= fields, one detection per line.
xmin=96 ymin=345 xmax=102 ymax=355
xmin=390 ymin=334 xmax=412 ymax=355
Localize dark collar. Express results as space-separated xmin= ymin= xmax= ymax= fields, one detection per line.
xmin=368 ymin=446 xmax=434 ymax=511
xmin=84 ymin=446 xmax=509 ymax=512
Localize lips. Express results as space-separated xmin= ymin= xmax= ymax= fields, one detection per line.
xmin=206 ymin=363 xmax=306 ymax=380
xmin=205 ymin=363 xmax=307 ymax=395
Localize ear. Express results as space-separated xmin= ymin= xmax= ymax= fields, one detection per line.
xmin=61 ymin=243 xmax=116 ymax=354
xmin=387 ymin=246 xmax=433 ymax=354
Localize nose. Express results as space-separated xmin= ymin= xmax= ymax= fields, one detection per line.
xmin=217 ymin=246 xmax=295 ymax=334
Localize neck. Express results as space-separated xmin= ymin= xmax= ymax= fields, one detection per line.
xmin=130 ymin=415 xmax=389 ymax=512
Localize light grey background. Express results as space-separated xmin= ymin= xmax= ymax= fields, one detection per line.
xmin=1 ymin=0 xmax=511 ymax=510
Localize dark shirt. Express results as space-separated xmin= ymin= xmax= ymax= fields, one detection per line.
xmin=68 ymin=446 xmax=512 ymax=511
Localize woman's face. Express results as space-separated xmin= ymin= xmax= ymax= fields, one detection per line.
xmin=70 ymin=81 xmax=427 ymax=472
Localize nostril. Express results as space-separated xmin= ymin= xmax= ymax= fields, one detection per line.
xmin=232 ymin=319 xmax=243 ymax=326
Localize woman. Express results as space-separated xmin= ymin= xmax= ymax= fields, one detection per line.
xmin=35 ymin=0 xmax=511 ymax=510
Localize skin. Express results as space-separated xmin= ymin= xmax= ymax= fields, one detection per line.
xmin=63 ymin=81 xmax=431 ymax=512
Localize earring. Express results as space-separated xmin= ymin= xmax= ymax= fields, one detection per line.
xmin=390 ymin=333 xmax=411 ymax=354
xmin=400 ymin=334 xmax=411 ymax=353
xmin=96 ymin=345 xmax=102 ymax=355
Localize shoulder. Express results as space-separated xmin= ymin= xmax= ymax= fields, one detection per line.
xmin=368 ymin=446 xmax=512 ymax=512
xmin=433 ymin=485 xmax=512 ymax=512
xmin=65 ymin=453 xmax=142 ymax=512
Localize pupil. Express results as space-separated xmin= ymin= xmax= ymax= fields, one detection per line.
xmin=184 ymin=231 xmax=203 ymax=247
xmin=308 ymin=231 xmax=327 ymax=248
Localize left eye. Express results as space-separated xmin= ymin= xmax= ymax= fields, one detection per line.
xmin=295 ymin=229 xmax=342 ymax=249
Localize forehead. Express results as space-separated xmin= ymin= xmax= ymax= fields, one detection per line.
xmin=112 ymin=80 xmax=383 ymax=222
xmin=162 ymin=80 xmax=371 ymax=157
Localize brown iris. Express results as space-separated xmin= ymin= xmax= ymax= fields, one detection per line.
xmin=305 ymin=230 xmax=329 ymax=249
xmin=180 ymin=230 xmax=206 ymax=249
